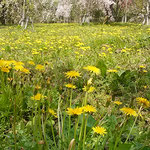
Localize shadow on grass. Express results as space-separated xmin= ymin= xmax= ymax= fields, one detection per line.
xmin=92 ymin=22 xmax=139 ymax=27
xmin=0 ymin=24 xmax=17 ymax=29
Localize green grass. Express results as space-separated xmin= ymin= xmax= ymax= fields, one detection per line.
xmin=0 ymin=23 xmax=150 ymax=150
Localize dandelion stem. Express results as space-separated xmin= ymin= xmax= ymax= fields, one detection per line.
xmin=42 ymin=112 xmax=49 ymax=150
xmin=62 ymin=112 xmax=65 ymax=142
xmin=95 ymin=135 xmax=100 ymax=150
xmin=78 ymin=113 xmax=85 ymax=150
xmin=74 ymin=116 xmax=79 ymax=140
xmin=50 ymin=117 xmax=57 ymax=147
xmin=78 ymin=91 xmax=88 ymax=149
xmin=58 ymin=96 xmax=61 ymax=149
xmin=83 ymin=92 xmax=88 ymax=106
xmin=83 ymin=114 xmax=88 ymax=150
xmin=68 ymin=87 xmax=73 ymax=142
xmin=114 ymin=116 xmax=128 ymax=150
xmin=125 ymin=106 xmax=142 ymax=143
xmin=13 ymin=98 xmax=17 ymax=150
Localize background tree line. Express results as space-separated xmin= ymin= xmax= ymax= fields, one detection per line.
xmin=0 ymin=0 xmax=150 ymax=27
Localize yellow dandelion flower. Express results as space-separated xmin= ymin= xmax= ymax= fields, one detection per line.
xmin=83 ymin=86 xmax=88 ymax=92
xmin=66 ymin=108 xmax=74 ymax=115
xmin=0 ymin=60 xmax=6 ymax=67
xmin=83 ymin=86 xmax=95 ymax=93
xmin=107 ymin=69 xmax=118 ymax=73
xmin=0 ymin=60 xmax=12 ymax=67
xmin=65 ymin=70 xmax=80 ymax=78
xmin=48 ymin=108 xmax=57 ymax=118
xmin=143 ymin=70 xmax=147 ymax=73
xmin=31 ymin=93 xmax=44 ymax=101
xmin=120 ymin=107 xmax=137 ymax=117
xmin=14 ymin=65 xmax=24 ymax=71
xmin=35 ymin=64 xmax=45 ymax=70
xmin=47 ymin=77 xmax=51 ymax=84
xmin=14 ymin=61 xmax=24 ymax=66
xmin=88 ymin=86 xmax=95 ymax=93
xmin=87 ymin=78 xmax=93 ymax=85
xmin=136 ymin=97 xmax=150 ymax=107
xmin=82 ymin=105 xmax=96 ymax=113
xmin=83 ymin=66 xmax=100 ymax=75
xmin=139 ymin=65 xmax=146 ymax=69
xmin=66 ymin=107 xmax=83 ymax=115
xmin=72 ymin=107 xmax=83 ymax=115
xmin=65 ymin=84 xmax=76 ymax=89
xmin=102 ymin=52 xmax=106 ymax=57
xmin=1 ymin=67 xmax=10 ymax=73
xmin=28 ymin=61 xmax=35 ymax=65
xmin=121 ymin=49 xmax=127 ymax=53
xmin=114 ymin=101 xmax=122 ymax=105
xmin=35 ymin=85 xmax=41 ymax=89
xmin=21 ymin=68 xmax=30 ymax=74
xmin=92 ymin=126 xmax=107 ymax=136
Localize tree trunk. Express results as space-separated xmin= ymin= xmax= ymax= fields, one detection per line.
xmin=0 ymin=0 xmax=6 ymax=25
xmin=146 ymin=0 xmax=150 ymax=25
xmin=19 ymin=0 xmax=26 ymax=27
xmin=124 ymin=0 xmax=129 ymax=23
xmin=124 ymin=13 xmax=127 ymax=23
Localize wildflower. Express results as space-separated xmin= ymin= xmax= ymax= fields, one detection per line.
xmin=136 ymin=97 xmax=150 ymax=107
xmin=0 ymin=60 xmax=12 ymax=67
xmin=116 ymin=66 xmax=121 ymax=69
xmin=139 ymin=65 xmax=146 ymax=69
xmin=7 ymin=78 xmax=13 ymax=81
xmin=65 ymin=70 xmax=80 ymax=79
xmin=28 ymin=61 xmax=35 ymax=65
xmin=83 ymin=86 xmax=95 ymax=93
xmin=88 ymin=86 xmax=95 ymax=93
xmin=65 ymin=84 xmax=76 ymax=89
xmin=102 ymin=47 xmax=106 ymax=50
xmin=1 ymin=67 xmax=10 ymax=73
xmin=14 ymin=65 xmax=24 ymax=71
xmin=47 ymin=77 xmax=51 ymax=84
xmin=83 ymin=66 xmax=100 ymax=75
xmin=14 ymin=61 xmax=24 ymax=66
xmin=143 ymin=70 xmax=147 ymax=73
xmin=21 ymin=68 xmax=30 ymax=74
xmin=92 ymin=126 xmax=107 ymax=136
xmin=107 ymin=69 xmax=118 ymax=73
xmin=75 ymin=51 xmax=80 ymax=55
xmin=121 ymin=49 xmax=127 ymax=53
xmin=35 ymin=85 xmax=41 ymax=89
xmin=31 ymin=93 xmax=44 ymax=101
xmin=87 ymin=78 xmax=93 ymax=85
xmin=102 ymin=52 xmax=106 ymax=57
xmin=114 ymin=101 xmax=122 ymax=105
xmin=35 ymin=64 xmax=45 ymax=70
xmin=32 ymin=51 xmax=40 ymax=55
xmin=48 ymin=108 xmax=57 ymax=118
xmin=66 ymin=107 xmax=83 ymax=115
xmin=120 ymin=107 xmax=137 ymax=117
xmin=82 ymin=105 xmax=96 ymax=113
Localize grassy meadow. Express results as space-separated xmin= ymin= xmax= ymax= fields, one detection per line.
xmin=0 ymin=23 xmax=150 ymax=150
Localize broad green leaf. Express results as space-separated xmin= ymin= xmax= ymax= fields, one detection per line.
xmin=117 ymin=144 xmax=132 ymax=150
xmin=97 ymin=59 xmax=107 ymax=77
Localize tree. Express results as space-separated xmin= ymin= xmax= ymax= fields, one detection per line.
xmin=0 ymin=0 xmax=6 ymax=24
xmin=0 ymin=0 xmax=149 ymax=25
